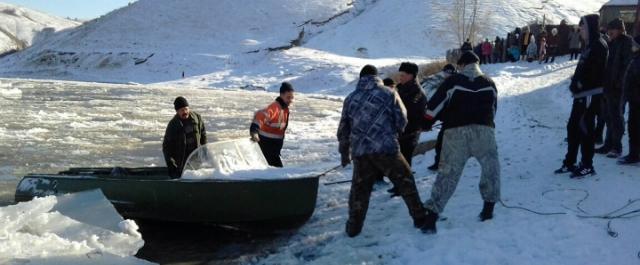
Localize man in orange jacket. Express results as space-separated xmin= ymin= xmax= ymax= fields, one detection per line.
xmin=250 ymin=82 xmax=295 ymax=167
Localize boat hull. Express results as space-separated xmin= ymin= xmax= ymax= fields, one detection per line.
xmin=15 ymin=167 xmax=319 ymax=226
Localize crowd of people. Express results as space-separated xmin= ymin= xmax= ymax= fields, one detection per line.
xmin=159 ymin=14 xmax=639 ymax=239
xmin=460 ymin=21 xmax=585 ymax=64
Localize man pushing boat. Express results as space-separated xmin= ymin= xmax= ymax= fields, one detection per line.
xmin=162 ymin=96 xmax=208 ymax=178
xmin=250 ymin=82 xmax=295 ymax=167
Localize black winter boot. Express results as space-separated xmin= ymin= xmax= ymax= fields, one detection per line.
xmin=345 ymin=220 xmax=362 ymax=238
xmin=421 ymin=210 xmax=438 ymax=234
xmin=479 ymin=201 xmax=495 ymax=222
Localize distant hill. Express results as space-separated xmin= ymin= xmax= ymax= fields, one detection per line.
xmin=0 ymin=2 xmax=79 ymax=56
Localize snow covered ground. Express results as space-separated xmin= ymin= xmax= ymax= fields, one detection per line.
xmin=0 ymin=2 xmax=79 ymax=55
xmin=0 ymin=0 xmax=608 ymax=95
xmin=249 ymin=58 xmax=640 ymax=264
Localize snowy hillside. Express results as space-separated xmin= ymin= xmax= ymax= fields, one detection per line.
xmin=0 ymin=2 xmax=79 ymax=55
xmin=0 ymin=0 xmax=607 ymax=94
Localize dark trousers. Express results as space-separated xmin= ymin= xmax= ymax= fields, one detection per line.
xmin=570 ymin=48 xmax=581 ymax=60
xmin=399 ymin=133 xmax=420 ymax=166
xmin=603 ymin=93 xmax=625 ymax=152
xmin=629 ymin=103 xmax=640 ymax=157
xmin=544 ymin=46 xmax=557 ymax=63
xmin=258 ymin=136 xmax=284 ymax=167
xmin=596 ymin=107 xmax=606 ymax=143
xmin=564 ymin=96 xmax=601 ymax=167
xmin=347 ymin=153 xmax=425 ymax=230
xmin=434 ymin=129 xmax=445 ymax=165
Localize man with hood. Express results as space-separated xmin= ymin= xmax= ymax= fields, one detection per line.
xmin=421 ymin=51 xmax=500 ymax=234
xmin=595 ymin=18 xmax=633 ymax=158
xmin=555 ymin=14 xmax=608 ymax=178
xmin=619 ymin=36 xmax=640 ymax=165
xmin=163 ymin=96 xmax=207 ymax=178
xmin=337 ymin=65 xmax=427 ymax=237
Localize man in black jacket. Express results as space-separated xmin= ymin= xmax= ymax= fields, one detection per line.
xmin=421 ymin=51 xmax=500 ymax=234
xmin=555 ymin=14 xmax=608 ymax=178
xmin=595 ymin=18 xmax=633 ymax=158
xmin=396 ymin=62 xmax=428 ymax=166
xmin=619 ymin=36 xmax=640 ymax=165
xmin=386 ymin=62 xmax=427 ymax=197
xmin=162 ymin=97 xmax=207 ymax=178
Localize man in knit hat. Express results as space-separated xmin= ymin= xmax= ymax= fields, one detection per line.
xmin=595 ymin=18 xmax=633 ymax=158
xmin=420 ymin=51 xmax=500 ymax=234
xmin=250 ymin=82 xmax=295 ymax=167
xmin=337 ymin=64 xmax=427 ymax=237
xmin=555 ymin=14 xmax=608 ymax=178
xmin=163 ymin=96 xmax=208 ymax=178
xmin=619 ymin=35 xmax=640 ymax=165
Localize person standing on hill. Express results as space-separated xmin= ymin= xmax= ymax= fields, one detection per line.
xmin=595 ymin=18 xmax=633 ymax=158
xmin=482 ymin=39 xmax=493 ymax=64
xmin=250 ymin=82 xmax=295 ymax=167
xmin=545 ymin=28 xmax=559 ymax=63
xmin=619 ymin=36 xmax=640 ymax=165
xmin=337 ymin=65 xmax=427 ymax=237
xmin=163 ymin=97 xmax=207 ymax=178
xmin=569 ymin=27 xmax=582 ymax=60
xmin=539 ymin=37 xmax=548 ymax=64
xmin=555 ymin=14 xmax=608 ymax=178
xmin=421 ymin=51 xmax=500 ymax=234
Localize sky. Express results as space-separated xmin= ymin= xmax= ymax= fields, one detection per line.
xmin=2 ymin=0 xmax=135 ymax=20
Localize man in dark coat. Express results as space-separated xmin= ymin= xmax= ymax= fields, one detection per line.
xmin=385 ymin=62 xmax=428 ymax=197
xmin=337 ymin=65 xmax=427 ymax=237
xmin=162 ymin=97 xmax=207 ymax=178
xmin=595 ymin=18 xmax=633 ymax=158
xmin=396 ymin=62 xmax=428 ymax=166
xmin=619 ymin=36 xmax=640 ymax=165
xmin=545 ymin=28 xmax=559 ymax=63
xmin=555 ymin=14 xmax=608 ymax=178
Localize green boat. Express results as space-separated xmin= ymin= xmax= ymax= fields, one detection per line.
xmin=14 ymin=166 xmax=319 ymax=227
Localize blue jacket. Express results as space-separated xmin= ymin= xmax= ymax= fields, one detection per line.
xmin=337 ymin=76 xmax=407 ymax=158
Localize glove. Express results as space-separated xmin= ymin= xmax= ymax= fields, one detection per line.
xmin=423 ymin=119 xmax=435 ymax=131
xmin=339 ymin=142 xmax=351 ymax=167
xmin=341 ymin=152 xmax=351 ymax=167
xmin=250 ymin=133 xmax=260 ymax=142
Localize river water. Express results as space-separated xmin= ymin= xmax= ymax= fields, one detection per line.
xmin=0 ymin=78 xmax=343 ymax=264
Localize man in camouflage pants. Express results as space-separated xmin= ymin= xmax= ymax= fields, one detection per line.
xmin=338 ymin=65 xmax=426 ymax=237
xmin=421 ymin=51 xmax=500 ymax=234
